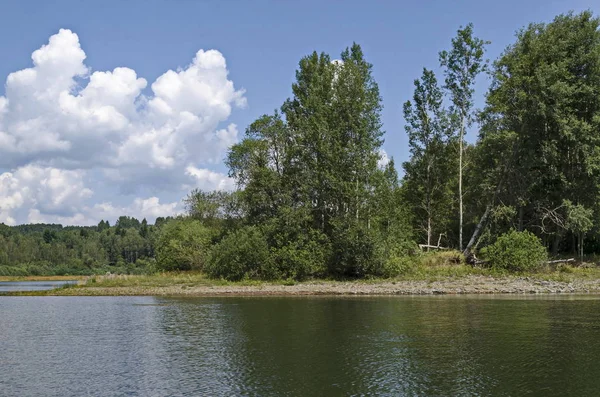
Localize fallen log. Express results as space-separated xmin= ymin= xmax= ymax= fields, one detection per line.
xmin=546 ymin=258 xmax=575 ymax=264
xmin=418 ymin=244 xmax=450 ymax=250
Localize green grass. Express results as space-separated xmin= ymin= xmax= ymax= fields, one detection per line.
xmin=79 ymin=272 xmax=269 ymax=288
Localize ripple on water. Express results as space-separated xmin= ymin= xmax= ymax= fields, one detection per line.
xmin=1 ymin=296 xmax=600 ymax=396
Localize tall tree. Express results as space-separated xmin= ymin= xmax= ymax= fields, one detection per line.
xmin=481 ymin=11 xmax=600 ymax=253
xmin=440 ymin=23 xmax=489 ymax=251
xmin=282 ymin=43 xmax=384 ymax=232
xmin=403 ymin=68 xmax=455 ymax=249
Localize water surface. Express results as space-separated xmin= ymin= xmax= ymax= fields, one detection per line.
xmin=1 ymin=295 xmax=600 ymax=396
xmin=0 ymin=280 xmax=76 ymax=293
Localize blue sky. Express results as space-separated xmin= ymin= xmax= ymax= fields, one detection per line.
xmin=0 ymin=0 xmax=596 ymax=225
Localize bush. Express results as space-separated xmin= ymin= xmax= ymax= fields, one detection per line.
xmin=482 ymin=230 xmax=548 ymax=272
xmin=156 ymin=219 xmax=212 ymax=271
xmin=382 ymin=254 xmax=414 ymax=277
xmin=271 ymin=229 xmax=330 ymax=280
xmin=206 ymin=226 xmax=273 ymax=281
xmin=379 ymin=241 xmax=418 ymax=278
xmin=329 ymin=220 xmax=386 ymax=278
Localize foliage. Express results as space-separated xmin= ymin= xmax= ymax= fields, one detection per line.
xmin=402 ymin=69 xmax=456 ymax=247
xmin=439 ymin=23 xmax=489 ymax=251
xmin=205 ymin=226 xmax=274 ymax=281
xmin=329 ymin=220 xmax=386 ymax=278
xmin=479 ymin=11 xmax=600 ymax=254
xmin=0 ymin=217 xmax=162 ymax=276
xmin=155 ymin=219 xmax=212 ymax=272
xmin=7 ymin=12 xmax=600 ymax=279
xmin=482 ymin=230 xmax=548 ymax=272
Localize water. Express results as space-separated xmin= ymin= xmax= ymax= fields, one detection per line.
xmin=1 ymin=295 xmax=600 ymax=396
xmin=0 ymin=280 xmax=77 ymax=293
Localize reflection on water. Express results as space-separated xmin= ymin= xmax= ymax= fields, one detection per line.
xmin=1 ymin=296 xmax=600 ymax=396
xmin=0 ymin=280 xmax=77 ymax=293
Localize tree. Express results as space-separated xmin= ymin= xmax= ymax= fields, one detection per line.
xmin=440 ymin=23 xmax=489 ymax=251
xmin=402 ymin=68 xmax=455 ymax=249
xmin=97 ymin=220 xmax=110 ymax=232
xmin=565 ymin=201 xmax=594 ymax=260
xmin=481 ymin=11 xmax=600 ymax=253
xmin=43 ymin=229 xmax=56 ymax=244
xmin=281 ymin=44 xmax=384 ymax=232
xmin=155 ymin=219 xmax=212 ymax=271
xmin=139 ymin=218 xmax=149 ymax=238
xmin=223 ymin=43 xmax=399 ymax=278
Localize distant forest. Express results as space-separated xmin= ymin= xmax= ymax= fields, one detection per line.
xmin=2 ymin=11 xmax=600 ymax=279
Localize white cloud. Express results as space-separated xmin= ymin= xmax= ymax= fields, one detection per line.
xmin=377 ymin=149 xmax=390 ymax=169
xmin=0 ymin=164 xmax=180 ymax=225
xmin=0 ymin=165 xmax=91 ymax=215
xmin=185 ymin=166 xmax=235 ymax=191
xmin=0 ymin=29 xmax=244 ymax=225
xmin=0 ymin=165 xmax=94 ymax=224
xmin=87 ymin=197 xmax=180 ymax=224
xmin=25 ymin=197 xmax=179 ymax=226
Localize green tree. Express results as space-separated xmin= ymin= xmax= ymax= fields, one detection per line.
xmin=139 ymin=218 xmax=149 ymax=238
xmin=206 ymin=226 xmax=274 ymax=281
xmin=155 ymin=219 xmax=211 ymax=271
xmin=402 ymin=68 xmax=455 ymax=249
xmin=481 ymin=11 xmax=600 ymax=253
xmin=440 ymin=23 xmax=489 ymax=251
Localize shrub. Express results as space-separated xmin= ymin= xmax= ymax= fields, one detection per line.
xmin=382 ymin=254 xmax=414 ymax=277
xmin=482 ymin=230 xmax=548 ymax=272
xmin=156 ymin=219 xmax=212 ymax=271
xmin=206 ymin=226 xmax=273 ymax=281
xmin=329 ymin=220 xmax=386 ymax=278
xmin=271 ymin=229 xmax=330 ymax=280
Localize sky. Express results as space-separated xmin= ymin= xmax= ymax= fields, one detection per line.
xmin=0 ymin=0 xmax=596 ymax=226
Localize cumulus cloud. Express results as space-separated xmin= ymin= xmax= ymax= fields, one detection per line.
xmin=185 ymin=166 xmax=235 ymax=191
xmin=0 ymin=165 xmax=92 ymax=224
xmin=0 ymin=29 xmax=244 ymax=225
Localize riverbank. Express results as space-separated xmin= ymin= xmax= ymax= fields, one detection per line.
xmin=6 ymin=265 xmax=600 ymax=296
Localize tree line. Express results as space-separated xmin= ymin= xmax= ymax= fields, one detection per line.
xmin=2 ymin=11 xmax=600 ymax=279
xmin=0 ymin=217 xmax=171 ymax=276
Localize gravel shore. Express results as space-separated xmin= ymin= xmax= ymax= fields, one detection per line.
xmin=43 ymin=275 xmax=600 ymax=296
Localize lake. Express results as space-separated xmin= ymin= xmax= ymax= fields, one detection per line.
xmin=1 ymin=295 xmax=600 ymax=396
xmin=0 ymin=280 xmax=77 ymax=293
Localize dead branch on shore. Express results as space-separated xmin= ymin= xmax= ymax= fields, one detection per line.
xmin=418 ymin=244 xmax=450 ymax=251
xmin=547 ymin=258 xmax=575 ymax=264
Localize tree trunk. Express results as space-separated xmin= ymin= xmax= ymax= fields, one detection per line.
xmin=580 ymin=232 xmax=584 ymax=261
xmin=459 ymin=116 xmax=464 ymax=251
xmin=518 ymin=206 xmax=524 ymax=231
xmin=427 ymin=216 xmax=432 ymax=252
xmin=464 ymin=204 xmax=491 ymax=255
xmin=552 ymin=234 xmax=561 ymax=255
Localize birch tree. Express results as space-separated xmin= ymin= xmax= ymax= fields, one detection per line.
xmin=440 ymin=24 xmax=489 ymax=251
xmin=402 ymin=69 xmax=454 ymax=249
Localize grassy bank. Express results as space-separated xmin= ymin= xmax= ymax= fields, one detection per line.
xmin=6 ymin=263 xmax=600 ymax=296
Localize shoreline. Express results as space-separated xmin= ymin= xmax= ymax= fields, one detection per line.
xmin=8 ymin=274 xmax=600 ymax=296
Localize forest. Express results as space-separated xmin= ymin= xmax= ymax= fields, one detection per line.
xmin=2 ymin=11 xmax=600 ymax=280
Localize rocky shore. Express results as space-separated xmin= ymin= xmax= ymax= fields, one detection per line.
xmin=39 ymin=275 xmax=600 ymax=296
